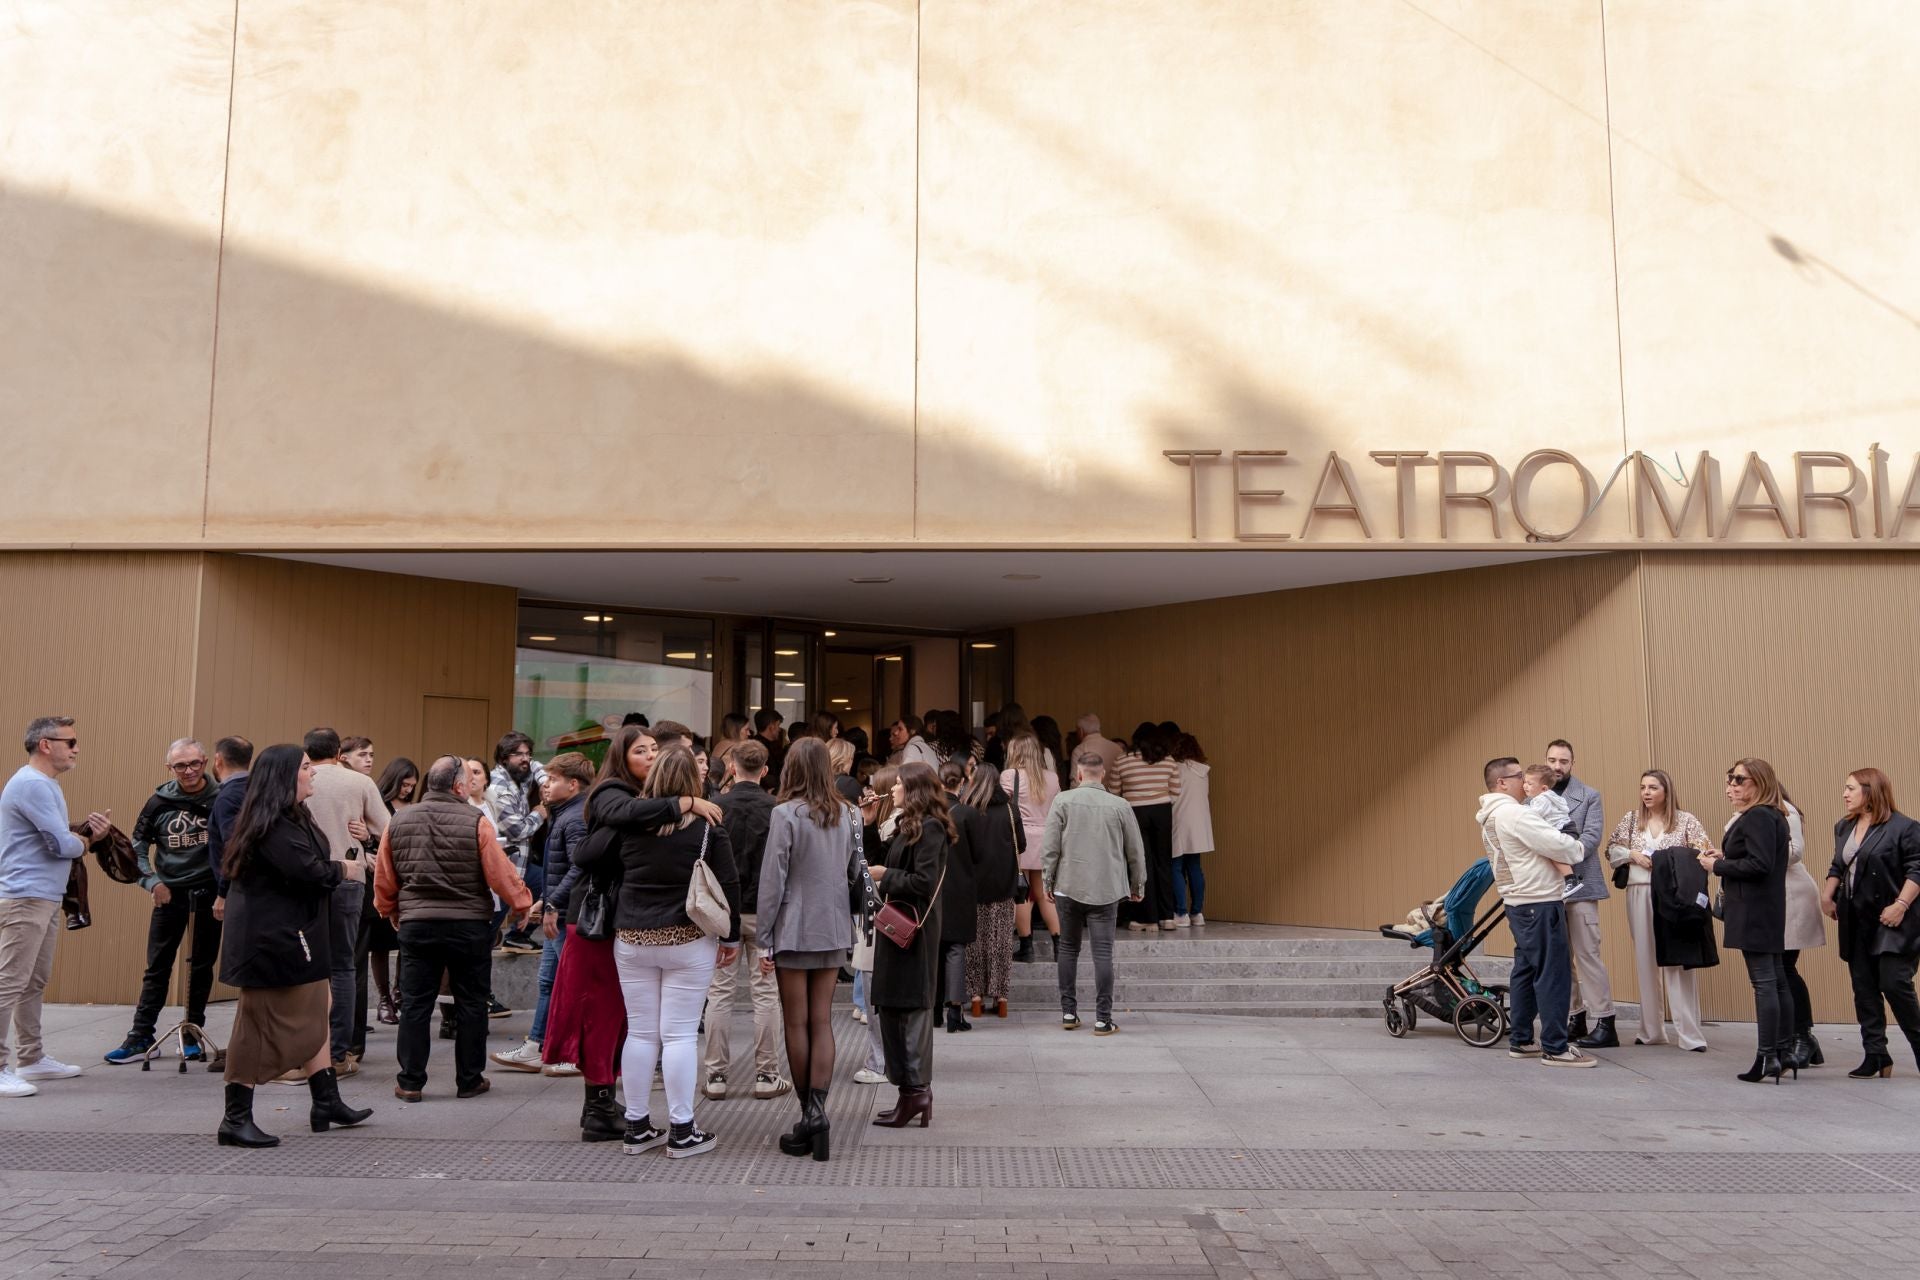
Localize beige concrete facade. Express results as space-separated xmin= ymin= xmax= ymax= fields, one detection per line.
xmin=5 ymin=2 xmax=1918 ymax=548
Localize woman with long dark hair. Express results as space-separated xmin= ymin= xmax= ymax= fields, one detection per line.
xmin=756 ymin=739 xmax=858 ymax=1160
xmin=1031 ymin=716 xmax=1070 ymax=790
xmin=937 ymin=761 xmax=980 ymax=1032
xmin=868 ymin=761 xmax=953 ymax=1129
xmin=215 ymin=745 xmax=373 ymax=1146
xmin=1700 ymin=758 xmax=1796 ymax=1082
xmin=961 ymin=763 xmax=1020 ymax=1018
xmin=367 ymin=757 xmax=419 ymax=1025
xmin=1822 ymin=767 xmax=1920 ymax=1078
xmin=576 ymin=746 xmax=739 ymax=1158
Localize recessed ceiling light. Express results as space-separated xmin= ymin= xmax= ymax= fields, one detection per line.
xmin=970 ymin=642 xmax=998 ymax=650
xmin=700 ymin=575 xmax=740 ymax=583
xmin=527 ymin=635 xmax=557 ymax=642
xmin=774 ymin=671 xmax=795 ymax=678
xmin=831 ymin=697 xmax=850 ymax=705
xmin=774 ymin=649 xmax=800 ymax=656
xmin=823 ymin=631 xmax=837 ymax=637
xmin=782 ymin=681 xmax=806 ymax=689
xmin=666 ymin=651 xmax=697 ymax=660
xmin=849 ymin=576 xmax=892 ymax=585
xmin=1002 ymin=573 xmax=1042 ymax=581
xmin=882 ymin=655 xmax=903 ymax=663
xmin=582 ymin=614 xmax=605 ymax=622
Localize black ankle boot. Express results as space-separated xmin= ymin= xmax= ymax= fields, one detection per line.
xmin=308 ymin=1066 xmax=373 ymax=1132
xmin=1737 ymin=1051 xmax=1784 ymax=1084
xmin=1577 ymin=1015 xmax=1619 ymax=1049
xmin=217 ymin=1082 xmax=279 ymax=1148
xmin=581 ymin=1083 xmax=623 ymax=1142
xmin=1803 ymin=1033 xmax=1825 ymax=1066
xmin=945 ymin=1004 xmax=972 ymax=1033
xmin=1849 ymin=1051 xmax=1894 ymax=1079
xmin=1567 ymin=1011 xmax=1590 ymax=1043
xmin=1013 ymin=935 xmax=1033 ymax=963
xmin=1781 ymin=1034 xmax=1812 ymax=1072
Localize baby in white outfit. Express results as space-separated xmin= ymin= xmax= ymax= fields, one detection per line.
xmin=1522 ymin=764 xmax=1578 ymax=898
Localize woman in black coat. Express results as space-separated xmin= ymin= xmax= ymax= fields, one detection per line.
xmin=1821 ymin=767 xmax=1920 ymax=1078
xmin=938 ymin=762 xmax=981 ymax=1033
xmin=1700 ymin=757 xmax=1795 ymax=1083
xmin=961 ymin=764 xmax=1021 ymax=1019
xmin=867 ymin=761 xmax=952 ymax=1128
xmin=216 ymin=744 xmax=372 ymax=1147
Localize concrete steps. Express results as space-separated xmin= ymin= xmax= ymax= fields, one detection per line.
xmin=487 ymin=927 xmax=1512 ymax=1020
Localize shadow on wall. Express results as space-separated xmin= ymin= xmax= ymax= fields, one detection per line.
xmin=0 ymin=183 xmax=1346 ymax=545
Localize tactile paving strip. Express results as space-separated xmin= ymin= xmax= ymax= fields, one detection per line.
xmin=1833 ymin=1153 xmax=1920 ymax=1191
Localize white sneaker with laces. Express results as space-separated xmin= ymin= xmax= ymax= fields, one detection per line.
xmin=852 ymin=1067 xmax=887 ymax=1084
xmin=1171 ymin=915 xmax=1191 ymax=928
xmin=15 ymin=1057 xmax=81 ymax=1081
xmin=489 ymin=1039 xmax=544 ymax=1073
xmin=542 ymin=1061 xmax=581 ymax=1077
xmin=0 ymin=1069 xmax=39 ymax=1098
xmin=752 ymin=1072 xmax=792 ymax=1099
xmin=1190 ymin=913 xmax=1205 ymax=926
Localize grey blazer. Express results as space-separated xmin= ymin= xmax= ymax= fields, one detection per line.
xmin=1560 ymin=775 xmax=1610 ymax=903
xmin=756 ymin=800 xmax=859 ymax=958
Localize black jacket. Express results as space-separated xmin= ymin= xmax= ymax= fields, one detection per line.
xmin=871 ymin=822 xmax=947 ymax=1009
xmin=1713 ymin=805 xmax=1789 ymax=953
xmin=577 ymin=782 xmax=740 ymax=942
xmin=1829 ymin=811 xmax=1920 ymax=961
xmin=541 ymin=792 xmax=589 ymax=918
xmin=1650 ymin=846 xmax=1719 ymax=970
xmin=130 ymin=779 xmax=218 ymax=892
xmin=207 ymin=773 xmax=250 ymax=896
xmin=965 ymin=786 xmax=1021 ymax=905
xmin=219 ymin=811 xmax=343 ymax=989
xmin=940 ymin=802 xmax=980 ymax=944
xmin=717 ymin=782 xmax=777 ymax=912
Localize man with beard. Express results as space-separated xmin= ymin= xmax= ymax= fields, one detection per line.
xmin=1547 ymin=738 xmax=1617 ymax=1049
xmin=488 ymin=733 xmax=547 ymax=956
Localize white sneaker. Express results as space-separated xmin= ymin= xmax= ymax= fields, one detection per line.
xmin=852 ymin=1067 xmax=887 ymax=1085
xmin=1171 ymin=915 xmax=1191 ymax=928
xmin=752 ymin=1072 xmax=792 ymax=1099
xmin=15 ymin=1057 xmax=82 ymax=1081
xmin=490 ymin=1039 xmax=544 ymax=1073
xmin=541 ymin=1061 xmax=581 ymax=1077
xmin=0 ymin=1069 xmax=39 ymax=1098
xmin=1190 ymin=913 xmax=1205 ymax=926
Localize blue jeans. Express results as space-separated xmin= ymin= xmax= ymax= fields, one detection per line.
xmin=327 ymin=881 xmax=365 ymax=1062
xmin=1506 ymin=900 xmax=1571 ymax=1054
xmin=528 ymin=928 xmax=567 ymax=1044
xmin=1170 ymin=856 xmax=1206 ymax=915
xmin=851 ymin=969 xmax=868 ymax=1015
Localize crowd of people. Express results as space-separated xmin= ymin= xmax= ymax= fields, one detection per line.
xmin=0 ymin=706 xmax=1219 ymax=1162
xmin=1476 ymin=739 xmax=1920 ymax=1083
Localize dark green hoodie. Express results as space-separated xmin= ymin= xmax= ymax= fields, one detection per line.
xmin=130 ymin=778 xmax=218 ymax=891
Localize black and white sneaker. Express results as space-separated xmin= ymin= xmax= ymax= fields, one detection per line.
xmin=622 ymin=1119 xmax=669 ymax=1154
xmin=666 ymin=1125 xmax=716 ymax=1159
xmin=1061 ymin=1013 xmax=1081 ymax=1031
xmin=1092 ymin=1019 xmax=1119 ymax=1036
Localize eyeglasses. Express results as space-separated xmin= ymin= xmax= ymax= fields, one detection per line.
xmin=45 ymin=737 xmax=77 ymax=748
xmin=1727 ymin=773 xmax=1753 ymax=785
xmin=170 ymin=760 xmax=207 ymax=772
xmin=1500 ymin=770 xmax=1525 ymax=782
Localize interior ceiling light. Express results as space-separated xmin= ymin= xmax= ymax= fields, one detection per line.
xmin=970 ymin=642 xmax=998 ymax=650
xmin=666 ymin=651 xmax=697 ymax=660
xmin=774 ymin=649 xmax=800 ymax=656
xmin=831 ymin=697 xmax=851 ymax=705
xmin=527 ymin=635 xmax=557 ymax=642
xmin=582 ymin=614 xmax=606 ymax=622
xmin=849 ymin=576 xmax=892 ymax=584
xmin=823 ymin=631 xmax=837 ymax=637
xmin=882 ymin=655 xmax=903 ymax=662
xmin=782 ymin=681 xmax=806 ymax=689
xmin=700 ymin=575 xmax=740 ymax=583
xmin=774 ymin=671 xmax=795 ymax=678
xmin=1002 ymin=573 xmax=1042 ymax=581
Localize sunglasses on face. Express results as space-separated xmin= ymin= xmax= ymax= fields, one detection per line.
xmin=47 ymin=737 xmax=78 ymax=748
xmin=1727 ymin=773 xmax=1753 ymax=785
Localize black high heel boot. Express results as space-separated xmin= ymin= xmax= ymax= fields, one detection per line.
xmin=871 ymin=1085 xmax=932 ymax=1128
xmin=1801 ymin=1032 xmax=1825 ymax=1066
xmin=945 ymin=1003 xmax=972 ymax=1033
xmin=1737 ymin=1051 xmax=1784 ymax=1084
xmin=1848 ymin=1052 xmax=1895 ymax=1079
xmin=805 ymin=1088 xmax=831 ymax=1162
xmin=779 ymin=1091 xmax=817 ymax=1157
xmin=217 ymin=1083 xmax=279 ymax=1148
xmin=1781 ymin=1035 xmax=1811 ymax=1073
xmin=308 ymin=1066 xmax=374 ymax=1131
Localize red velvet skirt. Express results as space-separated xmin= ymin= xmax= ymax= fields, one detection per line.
xmin=540 ymin=926 xmax=626 ymax=1084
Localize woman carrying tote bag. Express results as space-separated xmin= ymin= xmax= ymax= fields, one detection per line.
xmin=867 ymin=761 xmax=953 ymax=1129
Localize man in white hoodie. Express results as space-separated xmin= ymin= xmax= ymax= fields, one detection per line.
xmin=1475 ymin=757 xmax=1596 ymax=1068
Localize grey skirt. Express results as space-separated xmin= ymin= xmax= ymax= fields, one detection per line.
xmin=775 ymin=948 xmax=850 ymax=971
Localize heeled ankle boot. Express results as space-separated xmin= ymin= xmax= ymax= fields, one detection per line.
xmin=1780 ymin=1035 xmax=1812 ymax=1072
xmin=1801 ymin=1032 xmax=1825 ymax=1066
xmin=1737 ymin=1051 xmax=1784 ymax=1084
xmin=217 ymin=1082 xmax=280 ymax=1148
xmin=308 ymin=1066 xmax=374 ymax=1132
xmin=945 ymin=1003 xmax=972 ymax=1033
xmin=581 ymin=1083 xmax=623 ymax=1142
xmin=1849 ymin=1052 xmax=1895 ymax=1079
xmin=1012 ymin=935 xmax=1033 ymax=963
xmin=779 ymin=1089 xmax=819 ymax=1157
xmin=871 ymin=1085 xmax=931 ymax=1128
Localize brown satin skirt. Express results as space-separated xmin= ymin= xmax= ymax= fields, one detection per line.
xmin=224 ymin=979 xmax=328 ymax=1084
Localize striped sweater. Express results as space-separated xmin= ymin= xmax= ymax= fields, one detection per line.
xmin=1112 ymin=754 xmax=1181 ymax=807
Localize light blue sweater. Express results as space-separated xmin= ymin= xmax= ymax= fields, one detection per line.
xmin=0 ymin=765 xmax=85 ymax=900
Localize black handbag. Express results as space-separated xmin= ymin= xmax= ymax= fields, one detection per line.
xmin=572 ymin=823 xmax=622 ymax=941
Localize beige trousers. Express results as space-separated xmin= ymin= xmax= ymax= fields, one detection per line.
xmin=1625 ymin=883 xmax=1706 ymax=1049
xmin=700 ymin=914 xmax=784 ymax=1082
xmin=1565 ymin=899 xmax=1615 ymax=1018
xmin=0 ymin=897 xmax=62 ymax=1070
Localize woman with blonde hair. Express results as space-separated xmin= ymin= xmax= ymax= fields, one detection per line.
xmin=827 ymin=737 xmax=861 ymax=804
xmin=1606 ymin=770 xmax=1711 ymax=1050
xmin=1700 ymin=758 xmax=1795 ymax=1083
xmin=1001 ymin=734 xmax=1061 ymax=961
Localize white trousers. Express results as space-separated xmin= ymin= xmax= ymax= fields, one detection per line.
xmin=1625 ymin=884 xmax=1706 ymax=1050
xmin=614 ymin=936 xmax=718 ymax=1125
xmin=1566 ymin=899 xmax=1615 ymax=1019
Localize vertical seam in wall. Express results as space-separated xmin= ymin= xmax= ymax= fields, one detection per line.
xmin=1635 ymin=551 xmax=1656 ymax=765
xmin=199 ymin=0 xmax=242 ymax=537
xmin=186 ymin=554 xmax=207 ymax=740
xmin=1598 ymin=0 xmax=1629 ymax=458
xmin=911 ymin=0 xmax=922 ymax=538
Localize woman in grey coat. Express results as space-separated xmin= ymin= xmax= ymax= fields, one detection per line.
xmin=757 ymin=739 xmax=858 ymax=1161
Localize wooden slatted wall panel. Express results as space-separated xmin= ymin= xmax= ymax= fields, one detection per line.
xmin=1642 ymin=550 xmax=1920 ymax=1023
xmin=0 ymin=552 xmax=205 ymax=1004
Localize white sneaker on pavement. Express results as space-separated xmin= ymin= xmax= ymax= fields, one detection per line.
xmin=490 ymin=1039 xmax=544 ymax=1073
xmin=0 ymin=1069 xmax=39 ymax=1098
xmin=752 ymin=1072 xmax=792 ymax=1099
xmin=15 ymin=1057 xmax=82 ymax=1081
xmin=542 ymin=1061 xmax=581 ymax=1077
xmin=852 ymin=1067 xmax=887 ymax=1085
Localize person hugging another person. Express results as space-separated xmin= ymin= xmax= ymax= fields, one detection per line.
xmin=1521 ymin=765 xmax=1579 ymax=898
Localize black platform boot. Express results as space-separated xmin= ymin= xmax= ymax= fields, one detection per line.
xmin=780 ymin=1087 xmax=826 ymax=1157
xmin=1012 ymin=934 xmax=1033 ymax=963
xmin=581 ymin=1082 xmax=624 ymax=1143
xmin=308 ymin=1066 xmax=373 ymax=1132
xmin=217 ymin=1082 xmax=280 ymax=1148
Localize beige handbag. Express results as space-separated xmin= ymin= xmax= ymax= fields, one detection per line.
xmin=685 ymin=821 xmax=732 ymax=938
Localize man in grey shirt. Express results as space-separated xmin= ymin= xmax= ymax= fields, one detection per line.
xmin=1041 ymin=752 xmax=1146 ymax=1035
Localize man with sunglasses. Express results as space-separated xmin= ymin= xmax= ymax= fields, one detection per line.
xmin=1476 ymin=756 xmax=1597 ymax=1068
xmin=104 ymin=738 xmax=222 ymax=1065
xmin=1 ymin=717 xmax=109 ymax=1098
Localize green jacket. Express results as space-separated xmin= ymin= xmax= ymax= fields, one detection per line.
xmin=1041 ymin=783 xmax=1147 ymax=907
xmin=131 ymin=778 xmax=218 ymax=891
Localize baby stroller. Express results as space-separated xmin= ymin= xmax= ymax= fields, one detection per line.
xmin=1377 ymin=857 xmax=1509 ymax=1047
